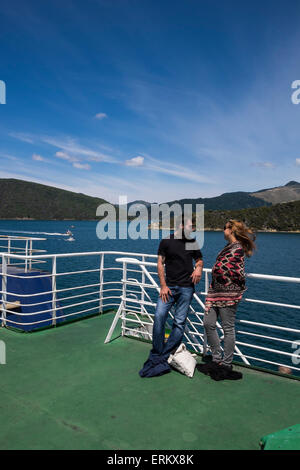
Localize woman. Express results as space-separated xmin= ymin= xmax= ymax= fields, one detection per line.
xmin=199 ymin=220 xmax=256 ymax=381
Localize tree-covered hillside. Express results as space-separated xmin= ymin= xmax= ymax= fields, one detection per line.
xmin=204 ymin=200 xmax=300 ymax=231
xmin=0 ymin=179 xmax=109 ymax=219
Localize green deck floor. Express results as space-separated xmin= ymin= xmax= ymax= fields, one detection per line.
xmin=0 ymin=311 xmax=299 ymax=450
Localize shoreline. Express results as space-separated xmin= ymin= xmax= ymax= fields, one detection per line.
xmin=0 ymin=219 xmax=299 ymax=233
xmin=148 ymin=226 xmax=300 ymax=233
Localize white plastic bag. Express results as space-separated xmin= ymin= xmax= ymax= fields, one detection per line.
xmin=167 ymin=343 xmax=197 ymax=378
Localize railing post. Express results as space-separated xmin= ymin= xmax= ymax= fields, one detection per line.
xmin=204 ymin=270 xmax=209 ymax=294
xmin=29 ymin=239 xmax=33 ymax=271
xmin=99 ymin=253 xmax=104 ymax=314
xmin=52 ymin=256 xmax=57 ymax=326
xmin=121 ymin=261 xmax=127 ymax=336
xmin=7 ymin=239 xmax=11 ymax=266
xmin=25 ymin=239 xmax=29 ymax=273
xmin=1 ymin=255 xmax=7 ymax=327
xmin=141 ymin=255 xmax=145 ymax=315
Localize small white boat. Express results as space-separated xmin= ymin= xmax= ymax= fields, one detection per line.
xmin=66 ymin=236 xmax=75 ymax=242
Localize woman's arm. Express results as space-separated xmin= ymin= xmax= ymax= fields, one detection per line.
xmin=227 ymin=247 xmax=245 ymax=283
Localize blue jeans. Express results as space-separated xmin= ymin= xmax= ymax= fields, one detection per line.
xmin=151 ymin=286 xmax=194 ymax=360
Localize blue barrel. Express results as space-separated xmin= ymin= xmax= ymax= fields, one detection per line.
xmin=1 ymin=266 xmax=64 ymax=331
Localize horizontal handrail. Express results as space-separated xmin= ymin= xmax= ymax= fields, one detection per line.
xmin=1 ymin=251 xmax=158 ymax=260
xmin=0 ymin=235 xmax=46 ymax=240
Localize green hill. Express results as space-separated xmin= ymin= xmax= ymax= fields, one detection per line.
xmin=165 ymin=191 xmax=271 ymax=211
xmin=156 ymin=200 xmax=300 ymax=232
xmin=1 ymin=179 xmax=299 ymax=230
xmin=0 ymin=179 xmax=109 ymax=219
xmin=203 ymin=200 xmax=300 ymax=231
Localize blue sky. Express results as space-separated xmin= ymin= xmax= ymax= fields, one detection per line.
xmin=1 ymin=0 xmax=300 ymax=203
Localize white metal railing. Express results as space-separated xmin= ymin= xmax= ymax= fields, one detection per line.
xmin=104 ymin=256 xmax=300 ymax=377
xmin=0 ymin=250 xmax=299 ymax=377
xmin=0 ymin=251 xmax=157 ymax=330
xmin=0 ymin=235 xmax=47 ymax=271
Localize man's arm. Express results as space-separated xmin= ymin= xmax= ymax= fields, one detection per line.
xmin=190 ymin=258 xmax=203 ymax=284
xmin=157 ymin=255 xmax=172 ymax=302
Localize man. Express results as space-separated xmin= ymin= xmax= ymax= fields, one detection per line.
xmin=139 ymin=215 xmax=203 ymax=377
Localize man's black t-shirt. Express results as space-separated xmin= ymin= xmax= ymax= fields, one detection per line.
xmin=157 ymin=234 xmax=203 ymax=287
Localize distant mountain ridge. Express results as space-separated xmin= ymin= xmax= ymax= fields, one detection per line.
xmin=127 ymin=181 xmax=300 ymax=212
xmin=165 ymin=191 xmax=271 ymax=211
xmin=250 ymin=181 xmax=300 ymax=204
xmin=0 ymin=178 xmax=299 ymax=220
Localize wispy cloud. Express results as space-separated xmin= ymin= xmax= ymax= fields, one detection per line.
xmin=42 ymin=136 xmax=118 ymax=163
xmin=296 ymin=158 xmax=300 ymax=166
xmin=9 ymin=132 xmax=34 ymax=143
xmin=95 ymin=112 xmax=108 ymax=120
xmin=72 ymin=162 xmax=91 ymax=170
xmin=54 ymin=147 xmax=100 ymax=170
xmin=55 ymin=151 xmax=79 ymax=163
xmin=0 ymin=153 xmax=19 ymax=161
xmin=123 ymin=152 xmax=213 ymax=184
xmin=125 ymin=156 xmax=144 ymax=166
xmin=32 ymin=153 xmax=45 ymax=161
xmin=142 ymin=155 xmax=213 ymax=184
xmin=251 ymin=162 xmax=276 ymax=169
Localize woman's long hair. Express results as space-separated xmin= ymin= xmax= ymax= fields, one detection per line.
xmin=227 ymin=219 xmax=256 ymax=257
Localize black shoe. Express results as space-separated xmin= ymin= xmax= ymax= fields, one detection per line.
xmin=210 ymin=363 xmax=243 ymax=381
xmin=196 ymin=361 xmax=220 ymax=375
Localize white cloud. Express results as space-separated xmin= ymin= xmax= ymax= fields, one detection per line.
xmin=55 ymin=149 xmax=91 ymax=168
xmin=0 ymin=153 xmax=19 ymax=161
xmin=9 ymin=132 xmax=34 ymax=143
xmin=43 ymin=136 xmax=118 ymax=163
xmin=32 ymin=153 xmax=45 ymax=161
xmin=72 ymin=162 xmax=91 ymax=170
xmin=144 ymin=155 xmax=213 ymax=184
xmin=123 ymin=153 xmax=212 ymax=183
xmin=95 ymin=113 xmax=108 ymax=120
xmin=55 ymin=151 xmax=79 ymax=163
xmin=296 ymin=158 xmax=300 ymax=166
xmin=251 ymin=162 xmax=275 ymax=169
xmin=125 ymin=156 xmax=144 ymax=167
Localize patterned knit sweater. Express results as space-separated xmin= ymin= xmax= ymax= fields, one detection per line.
xmin=205 ymin=241 xmax=246 ymax=312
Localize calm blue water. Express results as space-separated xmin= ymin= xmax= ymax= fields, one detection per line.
xmin=1 ymin=219 xmax=299 ymax=275
xmin=0 ymin=220 xmax=299 ymax=374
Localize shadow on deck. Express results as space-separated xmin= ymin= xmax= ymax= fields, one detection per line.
xmin=0 ymin=311 xmax=299 ymax=450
